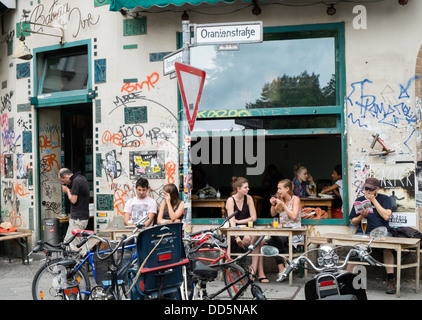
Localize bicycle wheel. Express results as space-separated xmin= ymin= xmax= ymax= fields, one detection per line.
xmin=251 ymin=283 xmax=267 ymax=300
xmin=222 ymin=263 xmax=252 ymax=299
xmin=32 ymin=259 xmax=91 ymax=300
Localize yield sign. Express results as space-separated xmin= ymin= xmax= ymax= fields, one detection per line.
xmin=174 ymin=62 xmax=206 ymax=132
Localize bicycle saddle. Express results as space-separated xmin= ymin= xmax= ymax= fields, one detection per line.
xmin=193 ymin=261 xmax=218 ymax=280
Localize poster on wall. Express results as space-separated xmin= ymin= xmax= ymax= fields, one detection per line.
xmin=129 ymin=150 xmax=165 ymax=179
xmin=370 ymin=163 xmax=416 ymax=227
xmin=416 ymin=161 xmax=422 ymax=207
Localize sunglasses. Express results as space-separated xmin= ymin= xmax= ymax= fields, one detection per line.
xmin=364 ymin=187 xmax=376 ymax=191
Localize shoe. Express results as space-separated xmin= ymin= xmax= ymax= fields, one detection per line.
xmin=276 ymin=272 xmax=286 ymax=282
xmin=386 ymin=279 xmax=396 ymax=294
xmin=258 ymin=277 xmax=270 ymax=283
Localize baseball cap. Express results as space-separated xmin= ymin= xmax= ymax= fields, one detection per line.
xmin=364 ymin=177 xmax=380 ymax=189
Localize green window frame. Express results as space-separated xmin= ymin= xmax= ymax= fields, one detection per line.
xmin=31 ymin=39 xmax=93 ymax=108
xmin=181 ymin=23 xmax=347 ymax=226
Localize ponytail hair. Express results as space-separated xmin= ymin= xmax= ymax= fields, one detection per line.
xmin=231 ymin=176 xmax=248 ymax=195
xmin=293 ymin=163 xmax=307 ymax=177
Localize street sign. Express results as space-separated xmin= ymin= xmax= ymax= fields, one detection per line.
xmin=163 ymin=48 xmax=183 ymax=76
xmin=194 ymin=21 xmax=263 ymax=46
xmin=174 ymin=62 xmax=206 ymax=132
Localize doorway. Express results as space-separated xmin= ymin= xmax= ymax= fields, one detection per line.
xmin=38 ymin=103 xmax=93 ymax=221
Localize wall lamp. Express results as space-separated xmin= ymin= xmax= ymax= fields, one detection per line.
xmin=13 ymin=9 xmax=65 ymax=60
xmin=252 ymin=0 xmax=262 ymax=16
xmin=326 ymin=3 xmax=336 ymax=16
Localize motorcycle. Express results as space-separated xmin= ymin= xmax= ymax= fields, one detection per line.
xmin=261 ymin=226 xmax=388 ymax=300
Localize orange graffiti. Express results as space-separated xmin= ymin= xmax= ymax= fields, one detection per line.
xmin=121 ymin=72 xmax=160 ymax=93
xmin=41 ymin=154 xmax=59 ymax=172
xmin=113 ymin=187 xmax=132 ymax=216
xmin=39 ymin=132 xmax=61 ymax=152
xmin=102 ymin=130 xmax=123 ymax=146
xmin=9 ymin=209 xmax=22 ymax=228
xmin=165 ymin=161 xmax=176 ymax=184
xmin=14 ymin=183 xmax=30 ymax=197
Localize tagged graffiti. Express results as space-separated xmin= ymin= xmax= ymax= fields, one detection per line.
xmin=2 ymin=126 xmax=21 ymax=154
xmin=165 ymin=161 xmax=176 ymax=184
xmin=102 ymin=124 xmax=146 ymax=148
xmin=1 ymin=91 xmax=13 ymax=114
xmin=29 ymin=0 xmax=100 ymax=38
xmin=347 ymin=77 xmax=418 ymax=152
xmin=121 ymin=73 xmax=160 ymax=94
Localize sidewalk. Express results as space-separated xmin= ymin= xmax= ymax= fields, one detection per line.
xmin=1 ymin=255 xmax=421 ymax=300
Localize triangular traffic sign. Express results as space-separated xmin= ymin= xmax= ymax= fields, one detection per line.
xmin=175 ymin=62 xmax=206 ymax=132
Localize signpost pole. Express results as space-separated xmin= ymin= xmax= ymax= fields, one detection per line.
xmin=182 ymin=20 xmax=192 ymax=236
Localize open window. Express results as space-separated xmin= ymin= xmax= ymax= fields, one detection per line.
xmin=188 ymin=23 xmax=347 ymax=225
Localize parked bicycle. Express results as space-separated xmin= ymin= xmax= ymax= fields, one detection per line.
xmin=30 ymin=224 xmax=143 ymax=300
xmin=190 ymin=234 xmax=267 ymax=300
xmin=261 ymin=226 xmax=387 ymax=300
xmin=182 ymin=211 xmax=266 ymax=300
xmin=77 ymin=232 xmax=136 ymax=300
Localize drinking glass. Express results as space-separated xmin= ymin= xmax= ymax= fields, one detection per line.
xmin=361 ymin=218 xmax=368 ymax=237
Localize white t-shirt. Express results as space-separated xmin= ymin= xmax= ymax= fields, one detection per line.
xmin=335 ymin=179 xmax=343 ymax=200
xmin=123 ymin=196 xmax=157 ymax=225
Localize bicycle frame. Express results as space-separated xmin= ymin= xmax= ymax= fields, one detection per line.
xmin=204 ymin=266 xmax=252 ymax=300
xmin=73 ymin=242 xmax=137 ymax=295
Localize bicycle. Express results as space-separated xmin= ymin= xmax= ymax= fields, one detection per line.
xmin=78 ymin=232 xmax=136 ymax=300
xmin=182 ymin=211 xmax=266 ymax=300
xmin=190 ymin=234 xmax=267 ymax=300
xmin=31 ymin=224 xmax=142 ymax=300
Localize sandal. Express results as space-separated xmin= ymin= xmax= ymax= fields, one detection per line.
xmin=258 ymin=277 xmax=270 ymax=283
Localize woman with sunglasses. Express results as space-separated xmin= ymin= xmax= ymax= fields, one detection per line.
xmin=348 ymin=177 xmax=395 ymax=294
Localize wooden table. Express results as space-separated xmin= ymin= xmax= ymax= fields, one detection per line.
xmin=310 ymin=233 xmax=420 ymax=297
xmin=192 ymin=197 xmax=227 ymax=218
xmin=221 ymin=226 xmax=308 ymax=286
xmin=101 ymin=226 xmax=140 ymax=240
xmin=300 ymin=197 xmax=333 ymax=218
xmin=0 ymin=229 xmax=32 ymax=264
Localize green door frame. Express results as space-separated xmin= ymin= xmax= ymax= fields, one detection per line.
xmin=31 ymin=39 xmax=93 ymax=238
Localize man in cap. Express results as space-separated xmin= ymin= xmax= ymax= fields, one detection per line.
xmin=349 ymin=177 xmax=395 ymax=294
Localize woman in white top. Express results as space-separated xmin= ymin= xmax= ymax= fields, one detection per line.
xmin=269 ymin=179 xmax=302 ymax=281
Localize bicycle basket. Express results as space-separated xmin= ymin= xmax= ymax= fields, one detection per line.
xmin=92 ymin=243 xmax=123 ymax=284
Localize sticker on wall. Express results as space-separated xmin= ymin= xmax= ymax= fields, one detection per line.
xmin=129 ymin=150 xmax=165 ymax=179
xmin=370 ymin=163 xmax=416 ymax=227
xmin=4 ymin=154 xmax=13 ymax=178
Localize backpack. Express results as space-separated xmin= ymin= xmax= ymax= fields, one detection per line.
xmin=390 ymin=227 xmax=422 ymax=248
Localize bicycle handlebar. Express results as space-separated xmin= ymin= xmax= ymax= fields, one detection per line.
xmin=30 ymin=230 xmax=93 ymax=254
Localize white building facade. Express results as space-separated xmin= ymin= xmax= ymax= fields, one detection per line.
xmin=0 ymin=0 xmax=421 ymax=244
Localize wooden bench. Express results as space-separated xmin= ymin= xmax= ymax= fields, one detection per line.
xmin=0 ymin=229 xmax=32 ymax=265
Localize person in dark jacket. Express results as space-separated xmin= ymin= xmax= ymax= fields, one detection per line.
xmin=59 ymin=168 xmax=90 ymax=251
